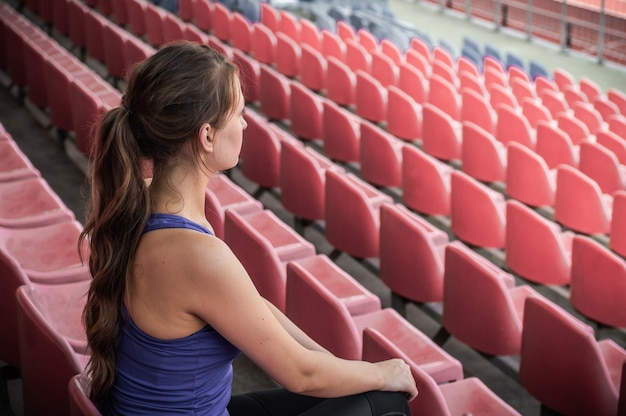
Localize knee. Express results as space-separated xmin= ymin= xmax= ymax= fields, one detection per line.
xmin=365 ymin=391 xmax=411 ymax=416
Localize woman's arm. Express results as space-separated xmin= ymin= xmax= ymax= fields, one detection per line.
xmin=180 ymin=235 xmax=417 ymax=401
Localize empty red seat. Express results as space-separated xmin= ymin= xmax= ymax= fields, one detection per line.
xmin=345 ymin=39 xmax=370 ymax=73
xmin=573 ymin=101 xmax=605 ymax=136
xmin=325 ymin=56 xmax=356 ymax=107
xmin=553 ymin=67 xmax=576 ymax=92
xmin=260 ymin=2 xmax=279 ymax=32
xmin=0 ymin=139 xmax=39 ymax=183
xmin=461 ymin=121 xmax=506 ymax=183
xmin=608 ymin=114 xmax=626 ymax=139
xmin=421 ymin=102 xmax=462 ymax=161
xmin=211 ymin=2 xmax=232 ymax=42
xmin=286 ymin=263 xmax=463 ymax=383
xmin=102 ymin=21 xmax=129 ymax=81
xmin=251 ymin=23 xmax=276 ymax=65
xmin=204 ymin=174 xmax=263 ymax=240
xmin=488 ymin=84 xmax=518 ymax=112
xmin=427 ymin=74 xmax=461 ymax=120
xmin=461 ymin=88 xmax=497 ymax=136
xmin=232 ymin=49 xmax=259 ymax=104
xmin=224 ymin=209 xmax=316 ymax=312
xmin=506 ymin=141 xmax=556 ymax=207
xmin=402 ymin=144 xmax=452 ymax=216
xmin=557 ymin=112 xmax=591 ymax=145
xmin=321 ymin=30 xmax=346 ymax=62
xmin=496 ymin=105 xmax=535 ymax=149
xmin=398 ymin=62 xmax=428 ymax=105
xmin=509 ymin=77 xmax=535 ymax=106
xmin=570 ymin=235 xmax=626 ymax=328
xmin=484 ymin=66 xmax=508 ymax=93
xmin=554 ymin=164 xmax=612 ymax=235
xmin=178 ymin=0 xmax=195 ymax=22
xmin=442 ymin=241 xmax=542 ymax=356
xmin=143 ymin=2 xmax=166 ymax=47
xmin=0 ymin=220 xmax=91 ymax=367
xmin=162 ymin=12 xmax=187 ymax=44
xmin=431 ymin=60 xmax=456 ymax=89
xmin=362 ymin=328 xmax=521 ymax=416
xmin=405 ymin=49 xmax=431 ymax=80
xmin=579 ymin=77 xmax=602 ymax=102
xmin=386 ymin=86 xmax=422 ymax=142
xmin=280 ymin=140 xmax=342 ymax=222
xmin=325 ymin=170 xmax=392 ymax=259
xmin=607 ymin=88 xmax=626 ymax=116
xmin=259 ymin=66 xmax=290 ymax=121
xmin=289 ymin=81 xmax=323 ymax=141
xmin=192 ymin=0 xmax=212 ymax=32
xmin=563 ymin=85 xmax=588 ymax=108
xmin=357 ymin=29 xmax=378 ymax=53
xmin=287 ymin=254 xmax=381 ymax=318
xmin=275 ymin=32 xmax=300 ymax=78
xmin=505 ymin=200 xmax=573 ymax=285
xmin=125 ymin=34 xmax=156 ymax=70
xmin=371 ymin=50 xmax=398 ymax=87
xmin=230 ymin=12 xmax=252 ymax=53
xmin=541 ymin=89 xmax=569 ymax=119
xmin=450 ymin=171 xmax=506 ymax=248
xmin=579 ymin=141 xmax=626 ymax=195
xmin=239 ymin=111 xmax=282 ymax=190
xmin=0 ymin=176 xmax=74 ymax=228
xmin=16 ymin=282 xmax=91 ymax=416
xmin=278 ymin=10 xmax=300 ymax=43
xmin=593 ymin=96 xmax=621 ymax=122
xmin=521 ymin=97 xmax=552 ymax=129
xmin=300 ymin=19 xmax=321 ymax=52
xmin=534 ymin=75 xmax=559 ymax=97
xmin=597 ymin=129 xmax=626 ymax=165
xmin=610 ymin=191 xmax=626 ymax=258
xmin=355 ymin=70 xmax=388 ymax=123
xmin=126 ymin=0 xmax=147 ymax=36
xmin=535 ymin=120 xmax=579 ymax=169
xmin=336 ymin=20 xmax=355 ymax=43
xmin=520 ymin=296 xmax=626 ymax=416
xmin=84 ymin=8 xmax=108 ymax=62
xmin=379 ymin=204 xmax=448 ymax=304
xmin=70 ymin=77 xmax=122 ymax=157
xmin=299 ymin=44 xmax=326 ymax=92
xmin=359 ymin=121 xmax=403 ymax=188
xmin=321 ymin=100 xmax=360 ymax=163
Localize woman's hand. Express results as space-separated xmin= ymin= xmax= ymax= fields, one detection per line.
xmin=376 ymin=359 xmax=418 ymax=401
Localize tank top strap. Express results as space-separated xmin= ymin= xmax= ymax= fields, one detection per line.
xmin=143 ymin=213 xmax=213 ymax=236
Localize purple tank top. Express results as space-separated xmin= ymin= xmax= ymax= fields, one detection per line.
xmin=102 ymin=214 xmax=240 ymax=415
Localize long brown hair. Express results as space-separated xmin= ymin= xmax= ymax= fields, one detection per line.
xmin=79 ymin=41 xmax=240 ymax=405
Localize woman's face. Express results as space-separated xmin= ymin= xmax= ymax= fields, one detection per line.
xmin=210 ymin=85 xmax=247 ymax=171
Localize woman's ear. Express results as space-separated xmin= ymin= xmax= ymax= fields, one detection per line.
xmin=198 ymin=122 xmax=214 ymax=153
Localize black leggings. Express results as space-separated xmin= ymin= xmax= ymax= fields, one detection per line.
xmin=228 ymin=388 xmax=411 ymax=416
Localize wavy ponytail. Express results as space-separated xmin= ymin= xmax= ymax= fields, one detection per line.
xmin=79 ymin=41 xmax=240 ymax=406
xmin=79 ymin=106 xmax=150 ymax=404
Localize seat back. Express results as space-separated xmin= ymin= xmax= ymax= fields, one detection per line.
xmin=398 ymin=62 xmax=428 ymax=105
xmin=520 ymin=297 xmax=619 ymax=416
xmin=505 ymin=200 xmax=572 ymax=285
xmin=496 ymin=105 xmax=535 ymax=149
xmin=359 ymin=121 xmax=403 ymax=188
xmin=345 ymin=39 xmax=371 ymax=73
xmin=289 ymin=81 xmax=323 ymax=141
xmin=259 ymin=66 xmax=290 ymax=121
xmin=17 ymin=282 xmax=91 ymax=416
xmin=579 ymin=141 xmax=625 ymax=194
xmin=325 ymin=170 xmax=391 ymax=258
xmin=535 ymin=121 xmax=578 ymax=169
xmin=461 ymin=121 xmax=505 ymax=183
xmin=275 ymin=32 xmax=300 ymax=78
xmin=387 ymin=86 xmax=422 ymax=141
xmin=299 ymin=44 xmax=326 ymax=92
xmin=427 ymin=74 xmax=460 ymax=120
xmin=554 ymin=164 xmax=612 ymax=234
xmin=570 ymin=235 xmax=626 ymax=328
xmin=232 ymin=49 xmax=259 ymax=103
xmin=371 ymin=50 xmax=397 ymax=87
xmin=450 ymin=171 xmax=506 ymax=248
xmin=443 ymin=242 xmax=522 ymax=355
xmin=322 ymin=100 xmax=360 ymax=163
xmin=506 ymin=141 xmax=555 ymax=207
xmin=541 ymin=89 xmax=569 ymax=119
xmin=521 ymin=97 xmax=552 ymax=129
xmin=461 ymin=88 xmax=496 ymax=135
xmin=251 ymin=22 xmax=276 ymax=65
xmin=69 ymin=373 xmax=103 ymax=416
xmin=421 ymin=102 xmax=462 ymax=161
xmin=230 ymin=12 xmax=252 ymax=53
xmin=557 ymin=112 xmax=591 ymax=146
xmin=379 ymin=204 xmax=447 ymax=303
xmin=573 ymin=102 xmax=604 ymax=135
xmin=285 ymin=259 xmax=362 ymax=359
xmin=401 ymin=144 xmax=452 ymax=216
xmin=211 ymin=2 xmax=232 ymax=42
xmin=326 ymin=56 xmax=355 ymax=107
xmin=278 ymin=10 xmax=300 ymax=43
xmin=239 ymin=111 xmax=281 ymax=188
xmin=355 ymin=70 xmax=387 ymax=123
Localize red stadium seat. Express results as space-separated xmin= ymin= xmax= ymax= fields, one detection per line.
xmin=579 ymin=141 xmax=626 ymax=195
xmin=461 ymin=88 xmax=497 ymax=135
xmin=379 ymin=204 xmax=448 ymax=304
xmin=442 ymin=241 xmax=543 ymax=356
xmin=299 ymin=44 xmax=327 ymax=92
xmin=289 ymin=81 xmax=323 ymax=141
xmin=398 ymin=62 xmax=428 ymax=105
xmin=355 ymin=70 xmax=388 ymax=123
xmin=461 ymin=121 xmax=506 ymax=183
xmin=359 ymin=121 xmax=403 ymax=188
xmin=321 ymin=100 xmax=361 ymax=163
xmin=427 ymin=74 xmax=461 ymax=120
xmin=506 ymin=141 xmax=556 ymax=207
xmin=325 ymin=56 xmax=356 ymax=107
xmin=230 ymin=13 xmax=252 ymax=53
xmin=275 ymin=32 xmax=300 ymax=78
xmin=505 ymin=200 xmax=573 ymax=285
xmin=535 ymin=120 xmax=578 ymax=169
xmin=402 ymin=144 xmax=452 ymax=216
xmin=386 ymin=86 xmax=422 ymax=141
xmin=345 ymin=39 xmax=371 ymax=74
xmin=495 ymin=105 xmax=535 ymax=149
xmin=251 ymin=23 xmax=277 ymax=65
xmin=520 ymin=296 xmax=626 ymax=416
xmin=450 ymin=171 xmax=506 ymax=248
xmin=259 ymin=66 xmax=290 ymax=121
xmin=421 ymin=102 xmax=462 ymax=161
xmin=570 ymin=235 xmax=626 ymax=328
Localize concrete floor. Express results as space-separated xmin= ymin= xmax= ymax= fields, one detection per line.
xmin=1 ymin=0 xmax=625 ymax=415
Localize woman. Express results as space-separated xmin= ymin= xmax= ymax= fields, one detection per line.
xmin=80 ymin=41 xmax=417 ymax=416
